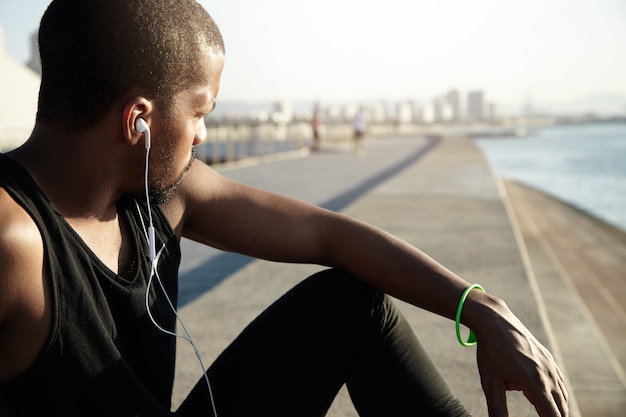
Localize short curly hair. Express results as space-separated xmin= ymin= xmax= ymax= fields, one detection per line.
xmin=36 ymin=0 xmax=225 ymax=132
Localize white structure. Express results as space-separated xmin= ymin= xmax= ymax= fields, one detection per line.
xmin=433 ymin=97 xmax=453 ymax=123
xmin=343 ymin=103 xmax=358 ymax=123
xmin=371 ymin=101 xmax=387 ymax=124
xmin=418 ymin=103 xmax=435 ymax=124
xmin=466 ymin=90 xmax=485 ymax=121
xmin=27 ymin=31 xmax=41 ymax=75
xmin=396 ymin=100 xmax=414 ymax=124
xmin=445 ymin=89 xmax=461 ymax=121
xmin=272 ymin=100 xmax=293 ymax=123
xmin=488 ymin=102 xmax=500 ymax=121
xmin=0 ymin=27 xmax=41 ymax=151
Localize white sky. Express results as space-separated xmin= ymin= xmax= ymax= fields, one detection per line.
xmin=1 ymin=0 xmax=625 ymax=108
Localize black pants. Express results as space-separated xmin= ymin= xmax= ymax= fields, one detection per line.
xmin=177 ymin=269 xmax=469 ymax=417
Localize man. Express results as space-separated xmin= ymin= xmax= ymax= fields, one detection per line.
xmin=0 ymin=1 xmax=568 ymax=416
xmin=352 ymin=107 xmax=368 ymax=156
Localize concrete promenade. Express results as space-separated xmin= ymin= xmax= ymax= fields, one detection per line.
xmin=171 ymin=135 xmax=626 ymax=416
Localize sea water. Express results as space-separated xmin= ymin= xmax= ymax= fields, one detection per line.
xmin=475 ymin=123 xmax=626 ymax=233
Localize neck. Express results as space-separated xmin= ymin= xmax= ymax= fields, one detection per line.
xmin=8 ymin=123 xmax=136 ymax=221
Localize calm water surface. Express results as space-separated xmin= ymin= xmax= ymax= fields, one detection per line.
xmin=476 ymin=123 xmax=626 ymax=232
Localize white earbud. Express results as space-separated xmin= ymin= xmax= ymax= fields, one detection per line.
xmin=136 ymin=117 xmax=155 ymax=259
xmin=135 ymin=118 xmax=151 ymax=149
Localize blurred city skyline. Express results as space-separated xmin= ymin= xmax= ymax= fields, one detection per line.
xmin=1 ymin=0 xmax=625 ymax=116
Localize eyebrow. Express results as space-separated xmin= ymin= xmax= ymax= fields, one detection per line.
xmin=200 ymin=101 xmax=216 ymax=116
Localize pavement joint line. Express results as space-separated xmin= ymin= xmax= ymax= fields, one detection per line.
xmin=575 ymin=262 xmax=626 ymax=328
xmin=515 ymin=192 xmax=626 ymax=392
xmin=489 ymin=169 xmax=582 ymax=417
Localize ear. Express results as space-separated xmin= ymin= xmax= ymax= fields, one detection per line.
xmin=122 ymin=97 xmax=154 ymax=146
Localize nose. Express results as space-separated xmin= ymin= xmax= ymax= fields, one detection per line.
xmin=193 ymin=117 xmax=208 ymax=146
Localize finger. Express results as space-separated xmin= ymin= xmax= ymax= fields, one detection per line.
xmin=550 ymin=363 xmax=569 ymax=415
xmin=481 ymin=377 xmax=509 ymax=417
xmin=524 ymin=387 xmax=565 ymax=417
xmin=553 ymin=362 xmax=566 ymax=391
xmin=557 ymin=376 xmax=568 ymax=403
xmin=554 ymin=382 xmax=569 ymax=417
xmin=556 ymin=364 xmax=565 ymax=384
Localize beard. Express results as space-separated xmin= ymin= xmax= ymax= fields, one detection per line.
xmin=148 ymin=147 xmax=197 ymax=205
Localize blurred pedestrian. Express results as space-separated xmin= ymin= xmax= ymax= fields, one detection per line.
xmin=352 ymin=106 xmax=368 ymax=156
xmin=311 ymin=103 xmax=323 ymax=151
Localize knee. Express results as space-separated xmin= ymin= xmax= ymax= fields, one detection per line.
xmin=304 ymin=268 xmax=380 ymax=304
xmin=299 ymin=268 xmax=395 ymax=326
xmin=300 ymin=269 xmax=409 ymax=353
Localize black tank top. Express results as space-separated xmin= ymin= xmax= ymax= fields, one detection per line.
xmin=0 ymin=153 xmax=182 ymax=416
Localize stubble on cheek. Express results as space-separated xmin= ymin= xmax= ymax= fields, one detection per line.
xmin=148 ymin=147 xmax=197 ymax=205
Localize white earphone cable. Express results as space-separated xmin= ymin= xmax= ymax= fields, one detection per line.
xmin=138 ymin=129 xmax=218 ymax=416
xmin=144 ymin=247 xmax=218 ymax=417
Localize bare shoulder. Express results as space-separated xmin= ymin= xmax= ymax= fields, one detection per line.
xmin=0 ymin=188 xmax=50 ymax=383
xmin=161 ymin=158 xmax=332 ymax=262
xmin=159 ymin=159 xmax=235 ymax=236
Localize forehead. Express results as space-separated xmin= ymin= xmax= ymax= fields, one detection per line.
xmin=176 ymin=49 xmax=224 ymax=108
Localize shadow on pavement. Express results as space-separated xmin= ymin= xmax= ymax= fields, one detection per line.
xmin=177 ymin=136 xmax=441 ymax=307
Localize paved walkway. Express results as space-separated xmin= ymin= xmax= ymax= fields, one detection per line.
xmin=505 ymin=180 xmax=626 ymax=416
xmin=170 ymin=135 xmax=625 ymax=416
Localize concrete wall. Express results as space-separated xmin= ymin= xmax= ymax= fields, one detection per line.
xmin=0 ymin=26 xmax=40 ymax=151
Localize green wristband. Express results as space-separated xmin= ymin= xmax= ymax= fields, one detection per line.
xmin=455 ymin=284 xmax=485 ymax=347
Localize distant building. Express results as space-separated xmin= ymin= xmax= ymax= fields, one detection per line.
xmin=396 ymin=100 xmax=414 ymax=124
xmin=467 ymin=90 xmax=485 ymax=121
xmin=343 ymin=104 xmax=358 ymax=123
xmin=0 ymin=27 xmax=41 ymax=151
xmin=445 ymin=89 xmax=461 ymax=121
xmin=27 ymin=31 xmax=41 ymax=75
xmin=272 ymin=100 xmax=293 ymax=123
xmin=434 ymin=97 xmax=453 ymax=123
xmin=523 ymin=90 xmax=534 ymax=117
xmin=488 ymin=102 xmax=499 ymax=121
xmin=371 ymin=101 xmax=387 ymax=124
xmin=418 ymin=104 xmax=435 ymax=124
xmin=326 ymin=105 xmax=342 ymax=123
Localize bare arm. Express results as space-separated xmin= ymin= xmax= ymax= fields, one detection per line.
xmin=0 ymin=191 xmax=50 ymax=384
xmin=166 ymin=160 xmax=569 ymax=416
xmin=170 ymin=162 xmax=496 ymax=320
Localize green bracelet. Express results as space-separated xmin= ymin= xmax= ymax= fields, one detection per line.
xmin=455 ymin=284 xmax=485 ymax=347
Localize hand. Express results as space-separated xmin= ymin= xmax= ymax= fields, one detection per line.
xmin=475 ymin=308 xmax=569 ymax=417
